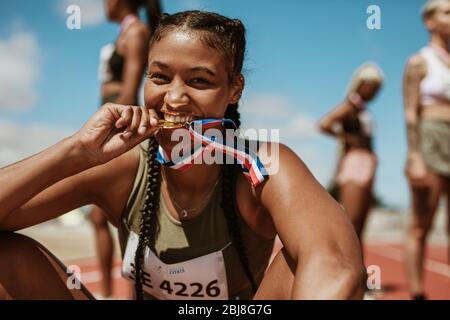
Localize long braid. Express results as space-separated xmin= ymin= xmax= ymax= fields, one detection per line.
xmin=222 ymin=105 xmax=257 ymax=294
xmin=133 ymin=136 xmax=161 ymax=300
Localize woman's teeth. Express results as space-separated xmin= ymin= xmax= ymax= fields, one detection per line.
xmin=164 ymin=114 xmax=194 ymax=123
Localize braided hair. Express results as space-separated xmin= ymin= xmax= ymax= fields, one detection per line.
xmin=133 ymin=136 xmax=161 ymax=300
xmin=133 ymin=10 xmax=256 ymax=299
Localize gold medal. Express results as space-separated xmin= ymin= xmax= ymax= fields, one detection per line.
xmin=157 ymin=119 xmax=186 ymax=129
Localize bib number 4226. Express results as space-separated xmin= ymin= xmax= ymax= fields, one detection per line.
xmin=159 ymin=279 xmax=221 ymax=298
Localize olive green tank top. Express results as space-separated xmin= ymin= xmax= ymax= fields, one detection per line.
xmin=118 ymin=140 xmax=275 ymax=299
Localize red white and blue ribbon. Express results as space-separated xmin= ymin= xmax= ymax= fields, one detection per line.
xmin=156 ymin=119 xmax=269 ymax=187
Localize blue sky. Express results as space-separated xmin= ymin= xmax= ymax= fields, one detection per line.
xmin=0 ymin=0 xmax=432 ymax=208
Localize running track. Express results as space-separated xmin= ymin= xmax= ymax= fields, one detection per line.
xmin=73 ymin=242 xmax=450 ymax=300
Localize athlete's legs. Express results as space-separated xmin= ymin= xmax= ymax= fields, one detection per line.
xmin=339 ymin=182 xmax=374 ymax=243
xmin=405 ymin=172 xmax=444 ymax=298
xmin=0 ymin=232 xmax=94 ymax=300
xmin=89 ymin=205 xmax=114 ymax=298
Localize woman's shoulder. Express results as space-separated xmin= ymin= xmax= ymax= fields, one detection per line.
xmin=244 ymin=141 xmax=314 ymax=194
xmin=233 ymin=139 xmax=305 ymax=189
xmin=235 ymin=141 xmax=322 ymax=237
xmin=256 ymin=141 xmax=304 ymax=172
xmin=405 ymin=53 xmax=427 ymax=77
xmin=125 ymin=20 xmax=150 ymax=40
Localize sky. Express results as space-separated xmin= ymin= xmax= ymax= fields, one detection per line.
xmin=0 ymin=0 xmax=435 ymax=209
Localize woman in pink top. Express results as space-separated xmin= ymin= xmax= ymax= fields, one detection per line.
xmin=319 ymin=63 xmax=383 ymax=248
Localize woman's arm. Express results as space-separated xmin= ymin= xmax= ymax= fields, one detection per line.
xmin=116 ymin=24 xmax=150 ymax=105
xmin=257 ymin=143 xmax=366 ymax=299
xmin=0 ymin=103 xmax=159 ymax=230
xmin=0 ymin=137 xmax=93 ymax=229
xmin=403 ymin=55 xmax=427 ymax=187
xmin=318 ymin=101 xmax=353 ymax=137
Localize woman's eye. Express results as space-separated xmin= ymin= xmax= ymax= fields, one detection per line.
xmin=149 ymin=73 xmax=169 ymax=83
xmin=190 ymin=78 xmax=210 ymax=85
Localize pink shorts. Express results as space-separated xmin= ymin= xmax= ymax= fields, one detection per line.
xmin=336 ymin=149 xmax=377 ymax=187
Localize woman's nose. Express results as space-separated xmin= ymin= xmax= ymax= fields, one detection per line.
xmin=164 ymin=80 xmax=189 ymax=108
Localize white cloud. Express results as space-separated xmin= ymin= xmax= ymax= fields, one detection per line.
xmin=0 ymin=31 xmax=39 ymax=110
xmin=240 ymin=94 xmax=319 ymax=138
xmin=241 ymin=94 xmax=291 ymax=122
xmin=59 ymin=0 xmax=105 ymax=27
xmin=0 ymin=118 xmax=74 ymax=167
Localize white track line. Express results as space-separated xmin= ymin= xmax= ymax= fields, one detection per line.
xmin=369 ymin=245 xmax=450 ymax=278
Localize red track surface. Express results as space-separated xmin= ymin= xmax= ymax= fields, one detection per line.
xmin=364 ymin=242 xmax=449 ymax=300
xmin=76 ymin=242 xmax=449 ymax=300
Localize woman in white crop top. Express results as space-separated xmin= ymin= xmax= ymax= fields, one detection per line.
xmin=403 ymin=0 xmax=450 ymax=300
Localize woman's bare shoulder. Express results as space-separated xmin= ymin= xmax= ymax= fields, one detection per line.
xmin=238 ymin=142 xmax=315 ymax=218
xmin=405 ymin=53 xmax=427 ymax=77
xmin=126 ymin=20 xmax=150 ymax=40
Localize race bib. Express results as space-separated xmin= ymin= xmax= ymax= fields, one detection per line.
xmin=122 ymin=232 xmax=230 ymax=300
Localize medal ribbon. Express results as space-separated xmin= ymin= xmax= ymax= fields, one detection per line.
xmin=156 ymin=119 xmax=269 ymax=187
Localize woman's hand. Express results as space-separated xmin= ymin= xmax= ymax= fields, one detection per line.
xmin=73 ymin=103 xmax=159 ymax=166
xmin=0 ymin=103 xmax=160 ymax=226
xmin=318 ymin=101 xmax=353 ymax=137
xmin=405 ymin=152 xmax=428 ymax=187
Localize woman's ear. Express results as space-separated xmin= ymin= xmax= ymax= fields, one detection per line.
xmin=229 ymin=75 xmax=245 ymax=104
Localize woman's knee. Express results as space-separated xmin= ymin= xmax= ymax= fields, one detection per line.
xmin=408 ymin=224 xmax=431 ymax=243
xmin=0 ymin=232 xmax=79 ymax=300
xmin=90 ymin=207 xmax=108 ymax=228
xmin=0 ymin=231 xmax=40 ymax=259
xmin=0 ymin=232 xmax=32 ymax=283
xmin=0 ymin=231 xmax=53 ymax=280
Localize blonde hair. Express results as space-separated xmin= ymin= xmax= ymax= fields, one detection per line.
xmin=421 ymin=0 xmax=449 ymax=19
xmin=346 ymin=62 xmax=384 ymax=99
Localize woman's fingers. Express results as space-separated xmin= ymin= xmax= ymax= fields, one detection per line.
xmin=148 ymin=108 xmax=159 ymax=127
xmin=137 ymin=108 xmax=160 ymax=135
xmin=115 ymin=106 xmax=133 ymax=130
xmin=139 ymin=107 xmax=149 ymax=135
xmin=114 ymin=106 xmax=142 ymax=139
xmin=122 ymin=109 xmax=161 ymax=148
xmin=123 ymin=106 xmax=142 ymax=138
xmin=75 ymin=104 xmax=164 ymax=164
xmin=106 ymin=104 xmax=161 ymax=141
